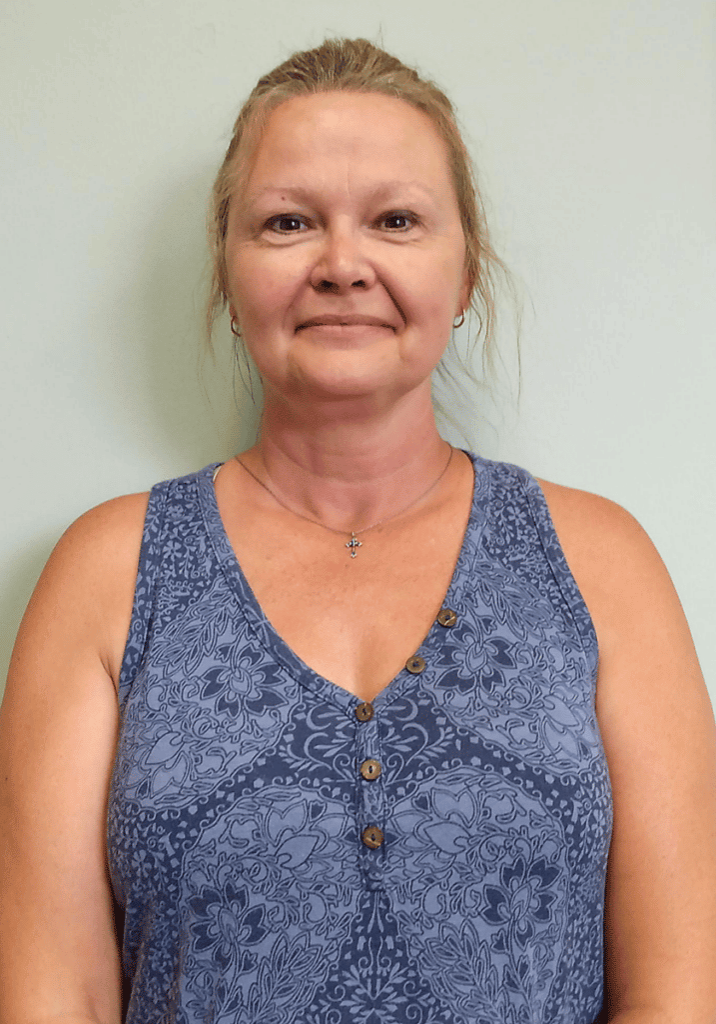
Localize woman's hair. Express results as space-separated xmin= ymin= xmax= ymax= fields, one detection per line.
xmin=206 ymin=37 xmax=512 ymax=403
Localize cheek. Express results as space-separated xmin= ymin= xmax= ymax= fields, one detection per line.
xmin=229 ymin=249 xmax=307 ymax=327
xmin=398 ymin=245 xmax=466 ymax=316
xmin=229 ymin=265 xmax=286 ymax=327
xmin=404 ymin=274 xmax=463 ymax=331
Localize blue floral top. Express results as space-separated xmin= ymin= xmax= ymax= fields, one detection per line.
xmin=107 ymin=454 xmax=612 ymax=1023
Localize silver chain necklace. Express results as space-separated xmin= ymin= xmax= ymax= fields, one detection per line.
xmin=234 ymin=445 xmax=454 ymax=557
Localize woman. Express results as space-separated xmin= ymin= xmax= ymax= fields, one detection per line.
xmin=1 ymin=37 xmax=715 ymax=1024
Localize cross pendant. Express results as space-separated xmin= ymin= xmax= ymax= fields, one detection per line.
xmin=346 ymin=533 xmax=362 ymax=558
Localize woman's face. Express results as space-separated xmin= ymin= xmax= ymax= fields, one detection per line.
xmin=225 ymin=91 xmax=469 ymax=407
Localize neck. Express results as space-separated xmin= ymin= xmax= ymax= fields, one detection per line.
xmin=239 ymin=385 xmax=456 ymax=533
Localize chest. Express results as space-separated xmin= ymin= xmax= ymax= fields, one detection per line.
xmin=110 ymin=463 xmax=610 ymax=1020
xmin=217 ymin=480 xmax=473 ymax=702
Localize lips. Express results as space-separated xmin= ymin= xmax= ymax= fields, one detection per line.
xmin=297 ymin=314 xmax=395 ymax=331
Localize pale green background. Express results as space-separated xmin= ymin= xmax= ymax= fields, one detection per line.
xmin=2 ymin=0 xmax=714 ymax=702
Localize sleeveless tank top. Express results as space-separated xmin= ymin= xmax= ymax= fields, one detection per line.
xmin=107 ymin=453 xmax=612 ymax=1024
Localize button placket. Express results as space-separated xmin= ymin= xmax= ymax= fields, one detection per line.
xmin=354 ymin=701 xmax=385 ymax=870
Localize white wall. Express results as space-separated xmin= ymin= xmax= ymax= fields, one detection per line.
xmin=2 ymin=0 xmax=714 ymax=700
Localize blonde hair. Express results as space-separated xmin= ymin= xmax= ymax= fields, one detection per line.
xmin=207 ymin=37 xmax=512 ymax=402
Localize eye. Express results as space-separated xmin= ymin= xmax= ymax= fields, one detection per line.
xmin=378 ymin=211 xmax=419 ymax=231
xmin=265 ymin=214 xmax=309 ymax=234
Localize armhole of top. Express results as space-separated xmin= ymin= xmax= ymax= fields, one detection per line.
xmin=520 ymin=469 xmax=599 ymax=682
xmin=116 ymin=480 xmax=171 ymax=712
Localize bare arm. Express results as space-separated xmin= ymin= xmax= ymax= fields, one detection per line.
xmin=541 ymin=481 xmax=716 ymax=1024
xmin=0 ymin=494 xmax=148 ymax=1024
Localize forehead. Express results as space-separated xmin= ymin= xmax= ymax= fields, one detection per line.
xmin=241 ymin=91 xmax=455 ymax=200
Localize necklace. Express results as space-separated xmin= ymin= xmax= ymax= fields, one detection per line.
xmin=234 ymin=445 xmax=454 ymax=558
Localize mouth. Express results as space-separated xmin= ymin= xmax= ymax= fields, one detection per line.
xmin=297 ymin=314 xmax=395 ymax=331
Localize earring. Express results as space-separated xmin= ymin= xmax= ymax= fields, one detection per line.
xmin=229 ymin=315 xmax=256 ymax=404
xmin=453 ymin=311 xmax=465 ymax=329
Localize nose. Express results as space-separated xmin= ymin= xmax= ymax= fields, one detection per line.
xmin=309 ymin=224 xmax=376 ymax=293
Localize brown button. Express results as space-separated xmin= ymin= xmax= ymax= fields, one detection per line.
xmin=405 ymin=655 xmax=426 ymax=674
xmin=437 ymin=607 xmax=458 ymax=627
xmin=361 ymin=825 xmax=384 ymax=849
xmin=354 ymin=702 xmax=374 ymax=722
xmin=359 ymin=758 xmax=382 ymax=781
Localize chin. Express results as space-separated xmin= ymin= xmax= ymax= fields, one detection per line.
xmin=259 ymin=345 xmax=436 ymax=407
xmin=289 ymin=369 xmax=432 ymax=414
xmin=290 ymin=373 xmax=386 ymax=402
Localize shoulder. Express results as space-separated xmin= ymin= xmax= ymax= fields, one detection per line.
xmin=481 ymin=458 xmax=664 ymax=615
xmin=536 ymin=477 xmax=663 ymax=574
xmin=47 ymin=491 xmax=150 ymax=588
xmin=535 ymin=477 xmax=686 ymax=660
xmin=22 ymin=491 xmax=151 ymax=687
xmin=536 ymin=477 xmax=653 ymax=563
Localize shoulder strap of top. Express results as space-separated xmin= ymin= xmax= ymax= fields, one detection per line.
xmin=518 ymin=466 xmax=599 ymax=673
xmin=473 ymin=455 xmax=598 ymax=676
xmin=116 ymin=464 xmax=223 ymax=711
xmin=116 ymin=478 xmax=172 ymax=711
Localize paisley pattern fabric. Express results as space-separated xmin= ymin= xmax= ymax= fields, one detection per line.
xmin=107 ymin=453 xmax=612 ymax=1024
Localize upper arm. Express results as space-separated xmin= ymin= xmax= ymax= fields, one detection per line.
xmin=0 ymin=492 xmax=148 ymax=1024
xmin=540 ymin=480 xmax=716 ymax=1020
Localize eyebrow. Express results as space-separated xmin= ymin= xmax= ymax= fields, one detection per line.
xmin=246 ymin=181 xmax=442 ymax=204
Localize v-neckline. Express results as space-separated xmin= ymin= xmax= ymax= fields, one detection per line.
xmin=197 ymin=450 xmax=490 ymax=714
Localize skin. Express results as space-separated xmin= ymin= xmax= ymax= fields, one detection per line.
xmin=1 ymin=91 xmax=715 ymax=1024
xmin=224 ymin=92 xmax=469 ymax=530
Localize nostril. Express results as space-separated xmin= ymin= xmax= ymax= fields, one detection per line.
xmin=314 ymin=277 xmax=368 ymax=293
